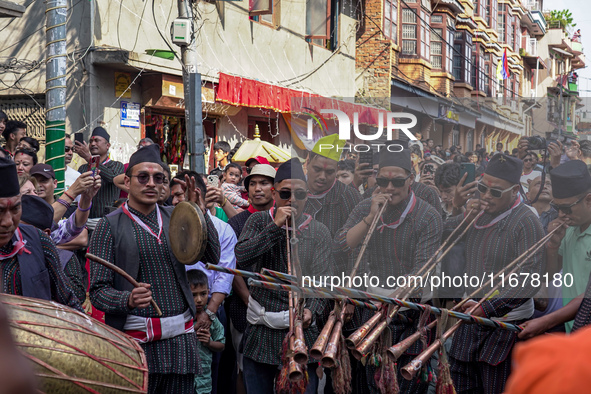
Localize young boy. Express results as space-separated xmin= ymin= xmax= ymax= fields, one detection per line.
xmin=188 ymin=270 xmax=225 ymax=394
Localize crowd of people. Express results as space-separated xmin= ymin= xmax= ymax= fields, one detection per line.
xmin=3 ymin=106 xmax=591 ymax=394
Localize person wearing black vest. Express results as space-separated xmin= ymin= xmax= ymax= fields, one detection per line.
xmin=19 ymin=194 xmax=86 ymax=303
xmin=88 ymin=144 xmax=221 ymax=394
xmin=0 ymin=157 xmax=81 ymax=309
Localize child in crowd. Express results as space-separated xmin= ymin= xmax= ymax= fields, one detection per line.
xmin=221 ymin=163 xmax=249 ymax=209
xmin=188 ymin=269 xmax=225 ymax=394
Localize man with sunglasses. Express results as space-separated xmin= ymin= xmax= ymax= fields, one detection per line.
xmin=335 ymin=143 xmax=443 ymax=394
xmin=236 ymin=158 xmax=333 ymax=394
xmin=520 ymin=152 xmax=541 ymax=194
xmin=88 ymin=144 xmax=221 ymax=394
xmin=63 ymin=134 xmax=81 ymax=196
xmin=447 ymin=153 xmax=545 ymax=394
xmin=518 ymin=160 xmax=591 ymax=338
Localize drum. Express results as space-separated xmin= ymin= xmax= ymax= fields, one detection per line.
xmin=1 ymin=294 xmax=148 ymax=393
xmin=169 ymin=201 xmax=208 ymax=265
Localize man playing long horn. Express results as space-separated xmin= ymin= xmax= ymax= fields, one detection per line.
xmin=334 ymin=141 xmax=443 ymax=393
xmin=446 ymin=153 xmax=545 ymax=394
xmin=235 ymin=158 xmax=333 ymax=394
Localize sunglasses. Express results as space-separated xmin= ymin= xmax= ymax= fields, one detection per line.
xmin=65 ymin=146 xmax=73 ymax=152
xmin=245 ymin=167 xmax=254 ymax=174
xmin=477 ymin=182 xmax=515 ymax=198
xmin=277 ymin=189 xmax=308 ymax=201
xmin=551 ymin=194 xmax=588 ymax=215
xmin=523 ymin=158 xmax=533 ymax=162
xmin=131 ymin=173 xmax=166 ymax=185
xmin=375 ymin=174 xmax=412 ymax=188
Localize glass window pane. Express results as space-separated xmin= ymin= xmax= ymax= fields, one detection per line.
xmin=306 ymin=0 xmax=329 ymax=38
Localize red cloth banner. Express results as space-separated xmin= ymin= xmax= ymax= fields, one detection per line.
xmin=216 ymin=73 xmax=387 ymax=126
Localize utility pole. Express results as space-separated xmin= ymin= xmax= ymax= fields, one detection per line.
xmin=177 ymin=0 xmax=205 ymax=173
xmin=45 ymin=0 xmax=67 ymax=191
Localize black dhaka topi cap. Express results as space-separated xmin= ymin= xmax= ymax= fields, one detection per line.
xmin=91 ymin=126 xmax=110 ymax=143
xmin=484 ymin=154 xmax=522 ymax=185
xmin=0 ymin=156 xmax=20 ymax=198
xmin=21 ymin=195 xmax=54 ymax=230
xmin=550 ymin=160 xmax=591 ymax=199
xmin=126 ymin=144 xmax=164 ymax=175
xmin=275 ymin=158 xmax=306 ymax=184
xmin=379 ymin=140 xmax=412 ymax=172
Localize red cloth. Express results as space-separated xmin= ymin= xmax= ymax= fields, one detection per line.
xmin=216 ymin=73 xmax=386 ymax=126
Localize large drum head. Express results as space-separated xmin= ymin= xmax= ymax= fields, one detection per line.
xmin=170 ymin=201 xmax=208 ymax=265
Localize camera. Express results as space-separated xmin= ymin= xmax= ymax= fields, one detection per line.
xmin=527 ymin=136 xmax=560 ymax=150
xmin=527 ymin=136 xmax=547 ymax=150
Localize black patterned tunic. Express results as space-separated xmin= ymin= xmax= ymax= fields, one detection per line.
xmin=235 ymin=210 xmax=334 ymax=365
xmin=0 ymin=230 xmax=81 ymax=310
xmin=89 ymin=206 xmax=199 ymax=374
xmin=572 ymin=270 xmax=591 ymax=332
xmin=445 ymin=202 xmax=545 ymax=393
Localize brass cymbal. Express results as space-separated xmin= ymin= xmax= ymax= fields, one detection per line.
xmin=169 ymin=201 xmax=208 ymax=265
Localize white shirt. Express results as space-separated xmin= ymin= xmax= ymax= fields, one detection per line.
xmin=520 ymin=170 xmax=541 ymax=194
xmin=65 ymin=166 xmax=81 ymax=202
xmin=185 ymin=212 xmax=236 ymax=296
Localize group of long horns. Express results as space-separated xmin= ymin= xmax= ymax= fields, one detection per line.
xmin=207 ymin=208 xmax=562 ymax=392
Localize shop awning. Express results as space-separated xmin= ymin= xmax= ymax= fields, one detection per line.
xmin=216 ymin=73 xmax=388 ymax=125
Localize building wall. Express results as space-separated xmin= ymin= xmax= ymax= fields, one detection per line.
xmin=0 ymin=0 xmax=359 ymax=160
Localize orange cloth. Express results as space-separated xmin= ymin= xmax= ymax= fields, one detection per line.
xmin=504 ymin=326 xmax=591 ymax=394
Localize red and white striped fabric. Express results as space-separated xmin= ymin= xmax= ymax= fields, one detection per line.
xmin=124 ymin=310 xmax=194 ymax=344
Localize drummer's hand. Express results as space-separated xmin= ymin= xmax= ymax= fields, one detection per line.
xmin=273 ymin=206 xmax=294 ymax=228
xmin=196 ymin=327 xmax=211 ymax=344
xmin=128 ymin=284 xmax=152 ymax=309
xmin=344 ymin=304 xmax=355 ymax=322
xmin=194 ymin=311 xmax=212 ymax=330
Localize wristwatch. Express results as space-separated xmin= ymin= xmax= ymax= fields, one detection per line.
xmin=205 ymin=308 xmax=217 ymax=321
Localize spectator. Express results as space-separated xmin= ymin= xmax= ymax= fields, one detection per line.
xmin=17 ymin=137 xmax=40 ymax=154
xmin=579 ymin=140 xmax=591 ymax=165
xmin=0 ymin=110 xmax=7 ymax=137
xmin=210 ymin=141 xmax=231 ymax=177
xmin=187 ymin=270 xmax=225 ymax=394
xmin=13 ymin=148 xmax=37 ymax=176
xmin=573 ymin=28 xmax=582 ymax=42
xmin=2 ymin=120 xmax=26 ymax=157
xmin=419 ymin=160 xmax=439 ymax=188
xmin=495 ymin=142 xmax=504 ymax=155
xmin=410 ymin=144 xmax=422 ymax=181
xmin=221 ymin=163 xmax=249 ymax=209
xmin=244 ymin=155 xmax=270 ymax=174
xmin=75 ymin=127 xmax=125 ymax=224
xmin=137 ymin=137 xmax=154 ymax=149
xmin=336 ymin=159 xmax=355 ymax=185
xmin=434 ymin=162 xmax=463 ymax=219
xmin=452 ymin=154 xmax=469 ymax=163
xmin=526 ymin=175 xmax=557 ymax=232
xmin=63 ymin=134 xmax=81 ymax=198
xmin=521 ymin=151 xmax=542 ymax=194
xmin=30 ymin=163 xmax=100 ymax=248
xmin=18 ymin=174 xmax=38 ymax=196
xmin=424 ymin=138 xmax=434 ymax=153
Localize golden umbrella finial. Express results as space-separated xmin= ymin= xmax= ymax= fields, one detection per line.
xmin=253 ymin=124 xmax=262 ymax=141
